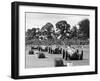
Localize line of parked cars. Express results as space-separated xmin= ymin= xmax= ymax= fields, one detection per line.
xmin=28 ymin=45 xmax=83 ymax=60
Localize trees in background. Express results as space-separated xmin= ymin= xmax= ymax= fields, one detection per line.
xmin=26 ymin=19 xmax=90 ymax=41
xmin=69 ymin=19 xmax=90 ymax=40
xmin=26 ymin=28 xmax=36 ymax=40
xmin=70 ymin=26 xmax=78 ymax=39
xmin=78 ymin=19 xmax=90 ymax=39
xmin=26 ymin=28 xmax=40 ymax=40
xmin=41 ymin=22 xmax=54 ymax=40
xmin=56 ymin=20 xmax=70 ymax=40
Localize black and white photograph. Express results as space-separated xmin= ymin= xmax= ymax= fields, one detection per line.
xmin=25 ymin=12 xmax=90 ymax=68
xmin=11 ymin=1 xmax=97 ymax=79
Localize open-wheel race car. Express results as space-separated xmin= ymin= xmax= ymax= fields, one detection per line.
xmin=62 ymin=46 xmax=83 ymax=60
xmin=48 ymin=45 xmax=62 ymax=54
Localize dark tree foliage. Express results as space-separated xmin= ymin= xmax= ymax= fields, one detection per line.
xmin=26 ymin=28 xmax=40 ymax=40
xmin=70 ymin=26 xmax=78 ymax=39
xmin=41 ymin=22 xmax=54 ymax=40
xmin=56 ymin=20 xmax=70 ymax=40
xmin=25 ymin=19 xmax=90 ymax=46
xmin=78 ymin=19 xmax=90 ymax=39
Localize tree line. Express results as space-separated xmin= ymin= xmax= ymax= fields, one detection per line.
xmin=26 ymin=19 xmax=89 ymax=41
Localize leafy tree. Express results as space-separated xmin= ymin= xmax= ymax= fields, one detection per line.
xmin=56 ymin=20 xmax=70 ymax=40
xmin=26 ymin=28 xmax=40 ymax=40
xmin=70 ymin=26 xmax=78 ymax=39
xmin=41 ymin=22 xmax=54 ymax=40
xmin=78 ymin=19 xmax=90 ymax=39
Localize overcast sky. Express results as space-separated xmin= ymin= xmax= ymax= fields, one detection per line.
xmin=25 ymin=12 xmax=89 ymax=31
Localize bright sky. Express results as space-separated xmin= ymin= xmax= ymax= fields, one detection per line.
xmin=25 ymin=12 xmax=89 ymax=31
